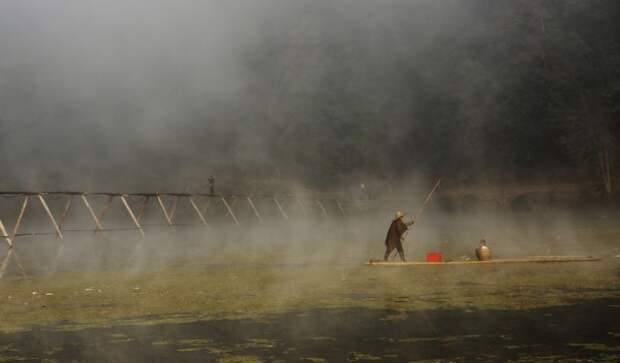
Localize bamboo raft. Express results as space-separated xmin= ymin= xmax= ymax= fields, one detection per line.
xmin=367 ymin=256 xmax=601 ymax=266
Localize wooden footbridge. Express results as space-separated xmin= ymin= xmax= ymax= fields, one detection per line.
xmin=0 ymin=191 xmax=357 ymax=278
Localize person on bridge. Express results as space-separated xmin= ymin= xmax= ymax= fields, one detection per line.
xmin=208 ymin=176 xmax=215 ymax=195
xmin=384 ymin=211 xmax=415 ymax=262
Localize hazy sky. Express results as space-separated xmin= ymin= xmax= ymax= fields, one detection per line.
xmin=0 ymin=1 xmax=473 ymax=191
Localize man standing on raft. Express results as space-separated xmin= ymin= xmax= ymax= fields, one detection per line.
xmin=384 ymin=211 xmax=415 ymax=261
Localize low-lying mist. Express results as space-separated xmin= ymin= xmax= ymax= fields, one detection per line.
xmin=3 ymin=198 xmax=617 ymax=277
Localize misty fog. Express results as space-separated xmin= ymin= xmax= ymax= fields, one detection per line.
xmin=3 ymin=1 xmax=616 ymax=193
xmin=1 ymin=1 xmax=620 ymax=362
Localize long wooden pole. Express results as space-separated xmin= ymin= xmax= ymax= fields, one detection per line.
xmin=413 ymin=178 xmax=442 ymax=220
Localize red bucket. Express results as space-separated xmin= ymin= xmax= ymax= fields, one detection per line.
xmin=426 ymin=251 xmax=443 ymax=262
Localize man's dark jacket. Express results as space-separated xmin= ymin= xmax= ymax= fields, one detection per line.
xmin=385 ymin=218 xmax=408 ymax=248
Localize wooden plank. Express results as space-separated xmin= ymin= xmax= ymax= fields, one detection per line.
xmin=367 ymin=256 xmax=601 ymax=266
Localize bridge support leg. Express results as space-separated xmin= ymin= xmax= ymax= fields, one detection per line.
xmin=97 ymin=195 xmax=115 ymax=228
xmin=189 ymin=197 xmax=209 ymax=227
xmin=81 ymin=195 xmax=104 ymax=231
xmin=12 ymin=196 xmax=29 ymax=240
xmin=221 ymin=197 xmax=240 ymax=225
xmin=0 ymin=249 xmax=27 ymax=279
xmin=0 ymin=250 xmax=10 ymax=278
xmin=101 ymin=196 xmax=114 ymax=218
xmin=136 ymin=196 xmax=150 ymax=223
xmin=156 ymin=195 xmax=173 ymax=226
xmin=296 ymin=197 xmax=307 ymax=217
xmin=246 ymin=196 xmax=263 ymax=223
xmin=38 ymin=194 xmax=63 ymax=239
xmin=57 ymin=195 xmax=73 ymax=232
xmin=168 ymin=196 xmax=179 ymax=223
xmin=336 ymin=199 xmax=347 ymax=218
xmin=12 ymin=249 xmax=26 ymax=276
xmin=273 ymin=197 xmax=288 ymax=219
xmin=0 ymin=219 xmax=12 ymax=248
xmin=201 ymin=198 xmax=211 ymax=217
xmin=120 ymin=195 xmax=145 ymax=238
xmin=316 ymin=199 xmax=329 ymax=218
